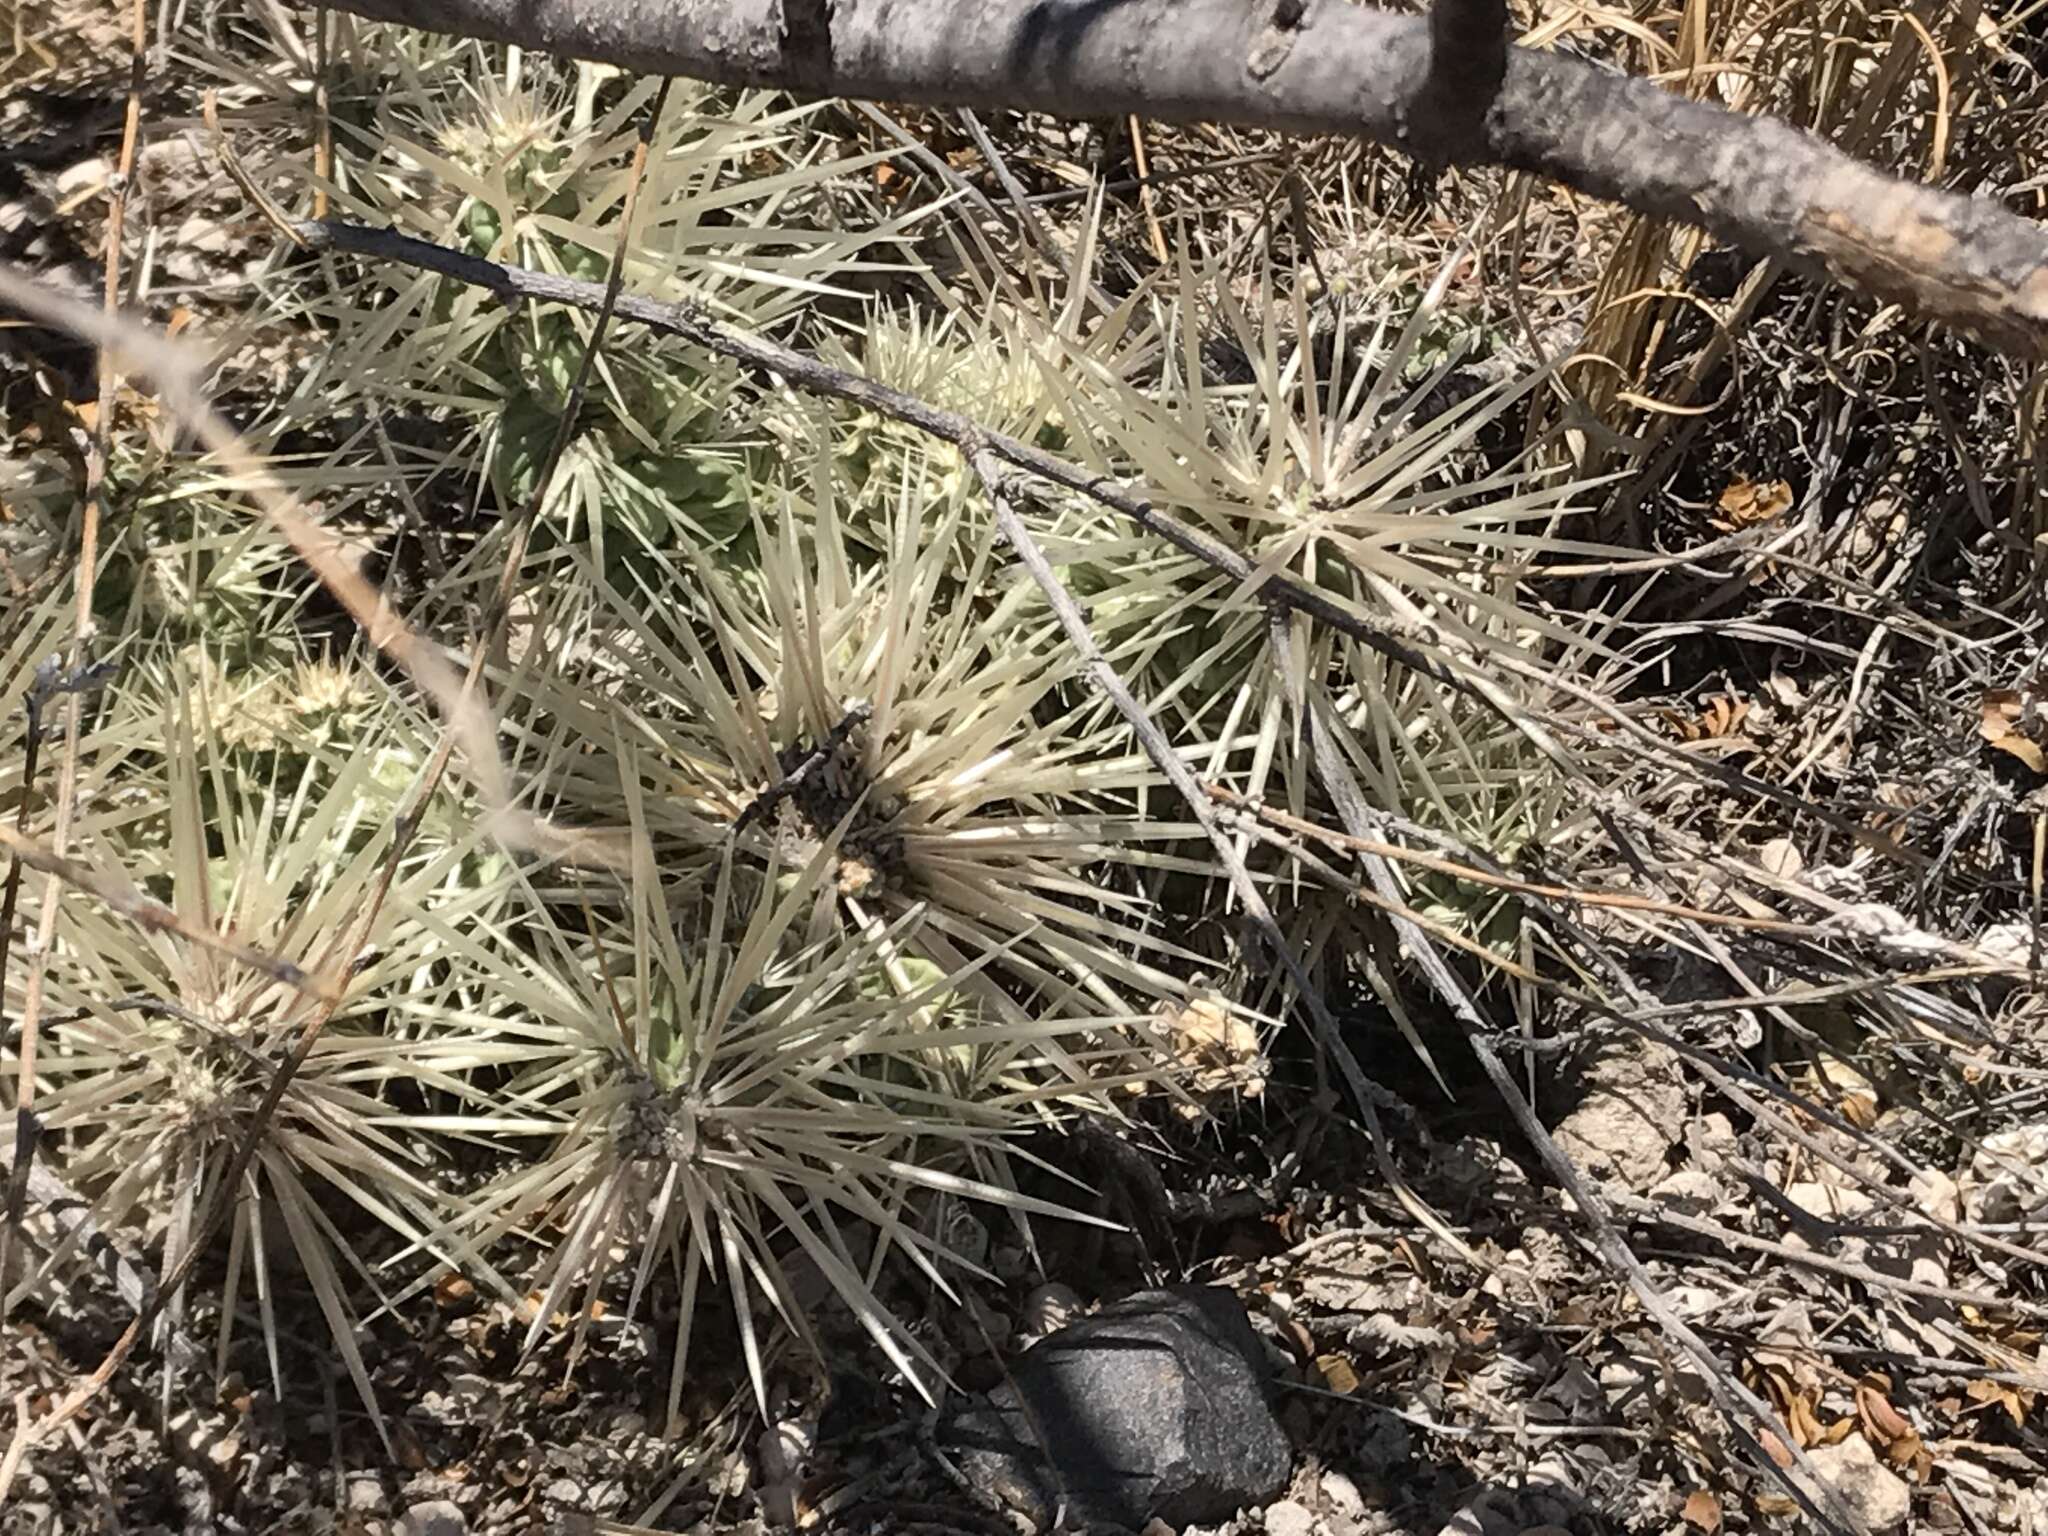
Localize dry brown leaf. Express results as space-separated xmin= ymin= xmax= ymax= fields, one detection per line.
xmin=1158 ymin=993 xmax=1267 ymax=1109
xmin=1980 ymin=690 xmax=2048 ymax=773
xmin=1881 ymin=1427 xmax=1925 ymax=1466
xmin=1668 ymin=693 xmax=1752 ymax=745
xmin=1823 ymin=1064 xmax=1882 ymax=1129
xmin=1963 ymin=1377 xmax=2039 ymax=1429
xmin=1855 ymin=1374 xmax=1915 ymax=1444
xmin=1715 ymin=477 xmax=1794 ymax=529
xmin=873 ymin=161 xmax=911 ymax=205
xmin=1681 ymin=1489 xmax=1724 ymax=1532
xmin=1751 ymin=1360 xmax=1833 ymax=1448
xmin=390 ymin=1418 xmax=427 ymax=1471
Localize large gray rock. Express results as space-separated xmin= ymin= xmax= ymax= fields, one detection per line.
xmin=942 ymin=1285 xmax=1292 ymax=1530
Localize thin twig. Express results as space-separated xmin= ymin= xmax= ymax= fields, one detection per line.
xmin=1270 ymin=625 xmax=1859 ymax=1534
xmin=1206 ymin=782 xmax=1826 ymax=937
xmin=1126 ymin=115 xmax=1168 ymax=265
xmin=291 ymin=218 xmax=1929 ymax=870
xmin=1611 ymin=1191 xmax=2048 ymax=1318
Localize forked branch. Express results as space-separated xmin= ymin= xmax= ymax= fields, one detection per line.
xmin=299 ymin=0 xmax=2048 ymax=357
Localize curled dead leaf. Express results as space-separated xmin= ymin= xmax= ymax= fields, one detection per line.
xmin=1681 ymin=1489 xmax=1724 ymax=1533
xmin=1855 ymin=1374 xmax=1915 ymax=1444
xmin=1715 ymin=477 xmax=1794 ymax=529
xmin=1981 ymin=689 xmax=2048 ymax=773
xmin=1667 ymin=693 xmax=1752 ymax=746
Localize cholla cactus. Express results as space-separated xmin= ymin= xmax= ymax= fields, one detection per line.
xmin=282 ymin=69 xmax=939 ymax=595
xmin=448 ymin=825 xmax=1124 ymax=1429
xmin=1041 ymin=246 xmax=1614 ymax=857
xmin=24 ymin=661 xmax=509 ymax=1449
xmin=520 ymin=481 xmax=1206 ymax=1092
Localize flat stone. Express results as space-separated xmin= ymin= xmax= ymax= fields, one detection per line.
xmin=1320 ymin=1470 xmax=1366 ymax=1525
xmin=1797 ymin=1435 xmax=1911 ymax=1533
xmin=941 ymin=1285 xmax=1292 ymax=1530
xmin=1551 ymin=1037 xmax=1686 ymax=1193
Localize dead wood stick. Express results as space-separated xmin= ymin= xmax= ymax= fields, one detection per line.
xmin=297 ymin=0 xmax=2048 ymax=358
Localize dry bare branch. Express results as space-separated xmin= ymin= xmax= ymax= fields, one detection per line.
xmin=299 ymin=0 xmax=2048 ymax=356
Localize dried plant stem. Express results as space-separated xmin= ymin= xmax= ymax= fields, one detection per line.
xmin=0 ymin=830 xmax=342 ymax=1007
xmin=1609 ymin=1190 xmax=2048 ymax=1318
xmin=1 ymin=0 xmax=147 ymax=1340
xmin=1126 ymin=116 xmax=1167 ymax=265
xmin=312 ymin=6 xmax=332 ymax=221
xmin=292 ymin=218 xmax=1935 ymax=871
xmin=1207 ymin=783 xmax=1831 ymax=939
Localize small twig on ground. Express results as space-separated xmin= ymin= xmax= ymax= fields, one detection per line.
xmin=1611 ymin=1191 xmax=2047 ymax=1318
xmin=1207 ymin=782 xmax=1827 ymax=937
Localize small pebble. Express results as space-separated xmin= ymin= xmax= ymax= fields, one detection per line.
xmin=1019 ymin=1282 xmax=1082 ymax=1342
xmin=396 ymin=1500 xmax=467 ymax=1536
xmin=1320 ymin=1470 xmax=1366 ymax=1523
xmin=1267 ymin=1498 xmax=1318 ymax=1536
